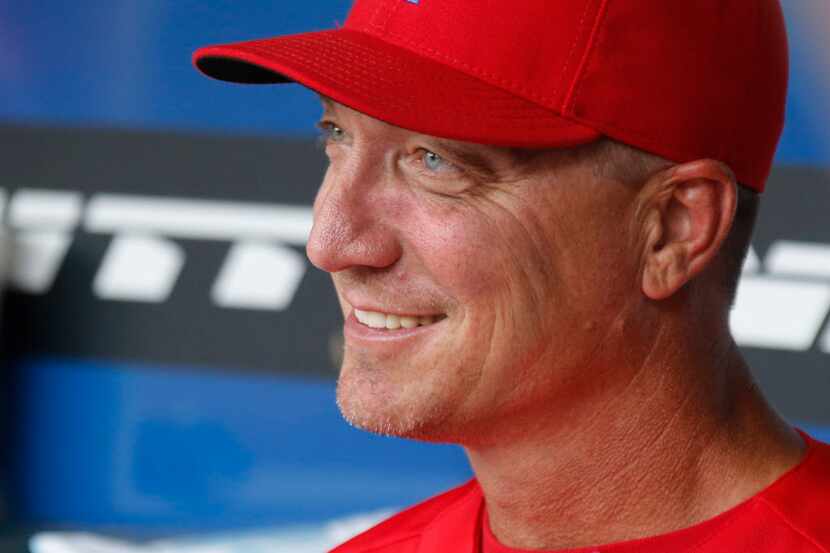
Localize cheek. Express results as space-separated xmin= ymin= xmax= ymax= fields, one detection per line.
xmin=399 ymin=195 xmax=562 ymax=356
xmin=404 ymin=202 xmax=518 ymax=300
xmin=554 ymin=202 xmax=639 ymax=308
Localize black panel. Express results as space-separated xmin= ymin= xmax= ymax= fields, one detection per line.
xmin=0 ymin=125 xmax=828 ymax=424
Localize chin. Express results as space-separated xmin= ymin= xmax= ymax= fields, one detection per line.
xmin=335 ymin=364 xmax=463 ymax=443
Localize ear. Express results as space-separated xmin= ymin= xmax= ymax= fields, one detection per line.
xmin=640 ymin=160 xmax=737 ymax=300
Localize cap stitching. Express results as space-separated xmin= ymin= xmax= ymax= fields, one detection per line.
xmin=552 ymin=0 xmax=597 ymax=107
xmin=241 ymin=38 xmax=562 ymax=127
xmin=226 ymin=33 xmax=603 ymax=145
xmin=241 ymin=41 xmax=415 ymax=112
xmin=563 ymin=0 xmax=610 ymax=112
xmin=267 ymin=34 xmax=566 ymax=123
xmin=276 ymin=37 xmax=547 ymax=119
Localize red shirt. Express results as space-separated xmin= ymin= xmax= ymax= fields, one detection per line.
xmin=330 ymin=433 xmax=830 ymax=552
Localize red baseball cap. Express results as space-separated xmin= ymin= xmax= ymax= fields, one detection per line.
xmin=193 ymin=0 xmax=788 ymax=192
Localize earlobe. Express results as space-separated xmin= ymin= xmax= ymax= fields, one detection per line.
xmin=640 ymin=160 xmax=737 ymax=301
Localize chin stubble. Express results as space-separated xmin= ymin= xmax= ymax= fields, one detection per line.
xmin=335 ymin=355 xmax=450 ymax=440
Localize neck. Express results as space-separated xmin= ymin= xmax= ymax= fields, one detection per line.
xmin=465 ymin=324 xmax=804 ymax=550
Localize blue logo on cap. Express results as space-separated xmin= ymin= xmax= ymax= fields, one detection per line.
xmin=406 ymin=0 xmax=419 ymax=4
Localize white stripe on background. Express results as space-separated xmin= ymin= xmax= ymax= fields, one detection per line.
xmin=85 ymin=194 xmax=313 ymax=245
xmin=766 ymin=240 xmax=830 ymax=278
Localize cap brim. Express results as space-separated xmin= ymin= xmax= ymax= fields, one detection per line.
xmin=193 ymin=29 xmax=600 ymax=149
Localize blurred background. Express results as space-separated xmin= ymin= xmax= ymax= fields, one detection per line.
xmin=0 ymin=0 xmax=828 ymax=550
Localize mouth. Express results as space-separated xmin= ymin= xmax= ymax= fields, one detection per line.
xmin=353 ymin=308 xmax=448 ymax=330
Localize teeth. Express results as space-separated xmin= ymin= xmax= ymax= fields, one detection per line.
xmin=386 ymin=315 xmax=401 ymax=330
xmin=363 ymin=311 xmax=386 ymax=329
xmin=400 ymin=316 xmax=418 ymax=329
xmin=354 ymin=309 xmax=442 ymax=330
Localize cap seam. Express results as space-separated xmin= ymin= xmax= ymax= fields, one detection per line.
xmin=551 ymin=0 xmax=598 ymax=108
xmin=563 ymin=0 xmax=611 ymax=112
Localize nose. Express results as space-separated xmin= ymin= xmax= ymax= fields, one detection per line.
xmin=306 ymin=165 xmax=403 ymax=274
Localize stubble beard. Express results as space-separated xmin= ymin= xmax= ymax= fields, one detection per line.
xmin=335 ymin=350 xmax=458 ymax=442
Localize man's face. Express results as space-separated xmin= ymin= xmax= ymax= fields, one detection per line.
xmin=307 ymin=100 xmax=643 ymax=444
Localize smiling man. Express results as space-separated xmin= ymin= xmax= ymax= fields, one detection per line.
xmin=194 ymin=1 xmax=830 ymax=551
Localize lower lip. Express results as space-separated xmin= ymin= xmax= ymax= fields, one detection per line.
xmin=344 ymin=311 xmax=444 ymax=344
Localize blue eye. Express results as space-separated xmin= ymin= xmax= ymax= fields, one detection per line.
xmin=329 ymin=125 xmax=345 ymax=141
xmin=318 ymin=121 xmax=346 ymax=143
xmin=423 ymin=150 xmax=448 ymax=172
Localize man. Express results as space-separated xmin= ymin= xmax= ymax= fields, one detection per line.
xmin=194 ymin=1 xmax=830 ymax=551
